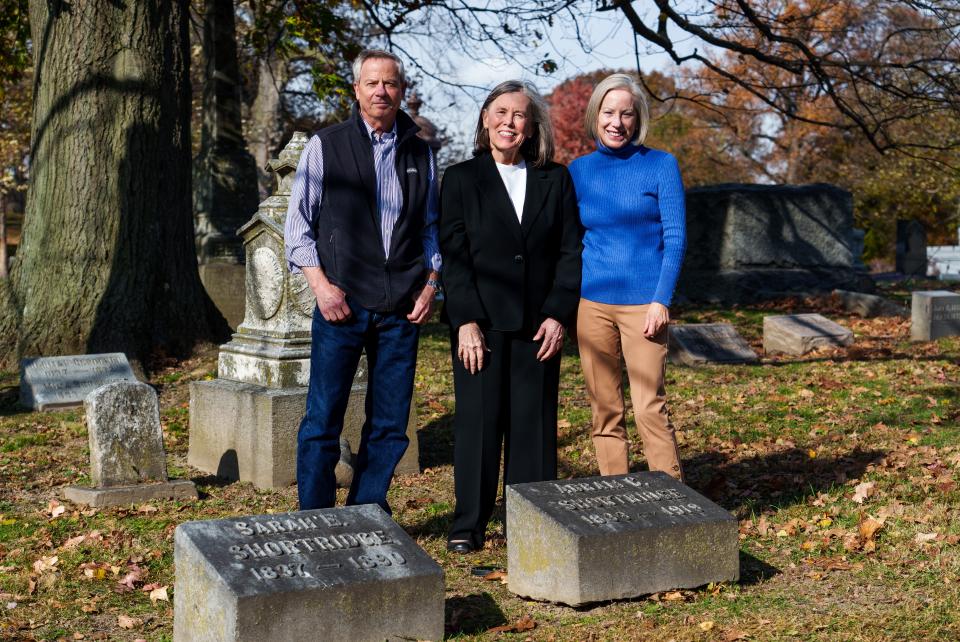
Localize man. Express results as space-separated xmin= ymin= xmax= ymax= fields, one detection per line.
xmin=284 ymin=49 xmax=442 ymax=512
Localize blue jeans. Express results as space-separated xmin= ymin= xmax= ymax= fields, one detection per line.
xmin=297 ymin=300 xmax=419 ymax=512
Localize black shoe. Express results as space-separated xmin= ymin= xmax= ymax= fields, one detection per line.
xmin=446 ymin=539 xmax=474 ymax=553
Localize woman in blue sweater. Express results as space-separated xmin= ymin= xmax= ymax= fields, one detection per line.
xmin=568 ymin=73 xmax=686 ymax=481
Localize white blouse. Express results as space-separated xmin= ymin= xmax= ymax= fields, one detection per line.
xmin=495 ymin=159 xmax=527 ymax=222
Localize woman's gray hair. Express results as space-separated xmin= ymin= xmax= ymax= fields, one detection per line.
xmin=352 ymin=49 xmax=407 ymax=86
xmin=584 ymin=73 xmax=649 ymax=146
xmin=473 ymin=80 xmax=555 ymax=167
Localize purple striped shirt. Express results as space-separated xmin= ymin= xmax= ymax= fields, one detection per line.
xmin=283 ymin=121 xmax=442 ymax=275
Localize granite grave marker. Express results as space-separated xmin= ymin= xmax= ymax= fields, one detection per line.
xmin=911 ymin=290 xmax=960 ymax=341
xmin=174 ymin=504 xmax=444 ymax=642
xmin=668 ymin=323 xmax=758 ymax=366
xmin=63 ymin=381 xmax=197 ymax=507
xmin=506 ymin=472 xmax=738 ymax=606
xmin=763 ymin=313 xmax=854 ymax=356
xmin=20 ymin=353 xmax=136 ymax=410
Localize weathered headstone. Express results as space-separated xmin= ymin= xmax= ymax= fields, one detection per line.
xmin=20 ymin=353 xmax=136 ymax=411
xmin=911 ymin=290 xmax=960 ymax=341
xmin=680 ymin=184 xmax=871 ymax=302
xmin=64 ymin=381 xmax=197 ymax=507
xmin=831 ymin=289 xmax=907 ymax=318
xmin=173 ymin=505 xmax=444 ymax=642
xmin=896 ymin=219 xmax=927 ymax=276
xmin=506 ymin=472 xmax=738 ymax=606
xmin=668 ymin=323 xmax=758 ymax=366
xmin=763 ymin=313 xmax=854 ymax=356
xmin=190 ymin=133 xmax=421 ymax=489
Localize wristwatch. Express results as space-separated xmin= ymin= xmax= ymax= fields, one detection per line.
xmin=426 ymin=278 xmax=442 ymax=293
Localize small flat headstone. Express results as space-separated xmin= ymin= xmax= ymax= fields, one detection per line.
xmin=669 ymin=323 xmax=758 ymax=366
xmin=19 ymin=353 xmax=136 ymax=410
xmin=173 ymin=505 xmax=444 ymax=642
xmin=63 ymin=381 xmax=197 ymax=507
xmin=763 ymin=313 xmax=854 ymax=356
xmin=911 ymin=290 xmax=960 ymax=341
xmin=506 ymin=472 xmax=738 ymax=606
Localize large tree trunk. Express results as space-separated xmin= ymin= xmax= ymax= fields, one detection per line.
xmin=1 ymin=0 xmax=228 ymax=366
xmin=248 ymin=52 xmax=287 ymax=199
xmin=193 ymin=0 xmax=259 ymax=264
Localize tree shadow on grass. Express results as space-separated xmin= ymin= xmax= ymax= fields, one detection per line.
xmin=683 ymin=446 xmax=886 ymax=515
xmin=446 ymin=592 xmax=507 ymax=637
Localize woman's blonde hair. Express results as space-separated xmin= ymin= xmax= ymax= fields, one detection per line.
xmin=584 ymin=73 xmax=649 ymax=146
xmin=473 ymin=80 xmax=555 ymax=167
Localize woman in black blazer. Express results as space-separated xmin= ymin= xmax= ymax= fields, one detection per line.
xmin=439 ymin=80 xmax=582 ymax=553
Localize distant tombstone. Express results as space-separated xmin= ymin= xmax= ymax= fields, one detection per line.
xmin=668 ymin=323 xmax=758 ymax=366
xmin=763 ymin=313 xmax=854 ymax=356
xmin=506 ymin=472 xmax=738 ymax=606
xmin=20 ymin=353 xmax=136 ymax=411
xmin=173 ymin=505 xmax=444 ymax=642
xmin=896 ymin=219 xmax=927 ymax=276
xmin=63 ymin=381 xmax=197 ymax=507
xmin=911 ymin=290 xmax=960 ymax=341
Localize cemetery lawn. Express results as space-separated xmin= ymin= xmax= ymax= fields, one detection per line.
xmin=1 ymin=289 xmax=959 ymax=641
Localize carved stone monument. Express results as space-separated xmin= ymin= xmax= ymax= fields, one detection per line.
xmin=20 ymin=353 xmax=137 ymax=411
xmin=680 ymin=184 xmax=871 ymax=302
xmin=506 ymin=472 xmax=738 ymax=605
xmin=668 ymin=323 xmax=758 ymax=366
xmin=911 ymin=290 xmax=960 ymax=341
xmin=173 ymin=505 xmax=444 ymax=641
xmin=64 ymin=381 xmax=197 ymax=507
xmin=189 ymin=133 xmax=420 ymax=489
xmin=763 ymin=313 xmax=854 ymax=356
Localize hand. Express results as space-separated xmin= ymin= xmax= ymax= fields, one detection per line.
xmin=407 ymin=279 xmax=438 ymax=325
xmin=457 ymin=322 xmax=489 ymax=374
xmin=302 ymin=266 xmax=351 ymax=323
xmin=643 ymin=302 xmax=670 ymax=338
xmin=534 ymin=317 xmax=564 ymax=361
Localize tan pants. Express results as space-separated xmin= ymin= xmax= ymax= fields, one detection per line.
xmin=576 ymin=298 xmax=683 ymax=481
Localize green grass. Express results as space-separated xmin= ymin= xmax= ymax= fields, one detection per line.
xmin=1 ymin=298 xmax=959 ymax=640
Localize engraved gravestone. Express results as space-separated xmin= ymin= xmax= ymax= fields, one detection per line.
xmin=506 ymin=472 xmax=738 ymax=606
xmin=911 ymin=290 xmax=960 ymax=341
xmin=668 ymin=323 xmax=758 ymax=366
xmin=763 ymin=313 xmax=854 ymax=356
xmin=174 ymin=505 xmax=444 ymax=642
xmin=63 ymin=381 xmax=197 ymax=507
xmin=20 ymin=353 xmax=137 ymax=410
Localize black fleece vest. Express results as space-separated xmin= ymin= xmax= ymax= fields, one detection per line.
xmin=313 ymin=106 xmax=431 ymax=313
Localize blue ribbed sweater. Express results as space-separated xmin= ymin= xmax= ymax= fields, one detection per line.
xmin=568 ymin=144 xmax=686 ymax=306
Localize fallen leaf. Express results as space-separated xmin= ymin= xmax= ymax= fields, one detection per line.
xmin=699 ymin=620 xmax=715 ymax=631
xmin=663 ymin=590 xmax=685 ymax=601
xmin=117 ymin=615 xmax=140 ymax=629
xmin=117 ymin=565 xmax=144 ymax=591
xmin=859 ymin=516 xmax=885 ymax=542
xmin=852 ymin=481 xmax=876 ymax=504
xmin=137 ymin=504 xmax=158 ymax=514
xmin=724 ymin=630 xmax=750 ymax=641
xmin=482 ymin=570 xmax=507 ymax=582
xmin=32 ymin=556 xmax=58 ymax=574
xmin=47 ymin=500 xmax=65 ymax=519
xmin=61 ymin=535 xmax=87 ymax=550
xmin=487 ymin=614 xmax=535 ymax=633
xmin=148 ymin=585 xmax=168 ymax=604
xmin=916 ymin=532 xmax=938 ymax=544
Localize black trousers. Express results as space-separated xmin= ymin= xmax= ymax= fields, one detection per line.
xmin=448 ymin=328 xmax=560 ymax=548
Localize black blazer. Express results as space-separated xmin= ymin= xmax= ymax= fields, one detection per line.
xmin=439 ymin=152 xmax=582 ymax=335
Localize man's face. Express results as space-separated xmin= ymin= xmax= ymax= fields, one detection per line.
xmin=354 ymin=57 xmax=404 ymax=129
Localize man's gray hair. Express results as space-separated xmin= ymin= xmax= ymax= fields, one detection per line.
xmin=352 ymin=49 xmax=407 ymax=86
xmin=584 ymin=73 xmax=650 ymax=146
xmin=473 ymin=80 xmax=555 ymax=168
